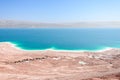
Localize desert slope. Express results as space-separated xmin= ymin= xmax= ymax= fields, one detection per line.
xmin=0 ymin=42 xmax=120 ymax=80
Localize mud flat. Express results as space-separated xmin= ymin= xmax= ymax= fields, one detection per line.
xmin=0 ymin=42 xmax=120 ymax=80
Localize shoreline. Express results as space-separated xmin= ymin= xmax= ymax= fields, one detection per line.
xmin=0 ymin=41 xmax=117 ymax=52
xmin=0 ymin=41 xmax=120 ymax=80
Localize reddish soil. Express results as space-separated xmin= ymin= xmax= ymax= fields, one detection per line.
xmin=0 ymin=42 xmax=120 ymax=80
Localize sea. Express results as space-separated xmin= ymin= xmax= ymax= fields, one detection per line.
xmin=0 ymin=28 xmax=120 ymax=51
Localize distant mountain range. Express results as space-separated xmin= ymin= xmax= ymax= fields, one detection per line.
xmin=0 ymin=20 xmax=120 ymax=28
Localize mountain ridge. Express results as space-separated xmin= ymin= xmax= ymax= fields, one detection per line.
xmin=0 ymin=20 xmax=120 ymax=28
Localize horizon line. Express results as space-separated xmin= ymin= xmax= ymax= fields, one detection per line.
xmin=1 ymin=19 xmax=120 ymax=23
xmin=0 ymin=19 xmax=120 ymax=28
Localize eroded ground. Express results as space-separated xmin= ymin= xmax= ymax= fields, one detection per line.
xmin=0 ymin=42 xmax=120 ymax=80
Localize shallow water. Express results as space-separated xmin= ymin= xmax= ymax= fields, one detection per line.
xmin=0 ymin=28 xmax=120 ymax=51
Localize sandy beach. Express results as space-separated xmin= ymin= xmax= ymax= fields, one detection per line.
xmin=0 ymin=42 xmax=120 ymax=80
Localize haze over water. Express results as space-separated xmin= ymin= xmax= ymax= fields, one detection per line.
xmin=0 ymin=28 xmax=120 ymax=51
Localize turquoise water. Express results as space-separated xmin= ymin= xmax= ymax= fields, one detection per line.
xmin=0 ymin=28 xmax=120 ymax=51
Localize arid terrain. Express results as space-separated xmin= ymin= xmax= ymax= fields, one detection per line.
xmin=0 ymin=42 xmax=120 ymax=80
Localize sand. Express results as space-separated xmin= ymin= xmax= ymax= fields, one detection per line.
xmin=0 ymin=42 xmax=120 ymax=80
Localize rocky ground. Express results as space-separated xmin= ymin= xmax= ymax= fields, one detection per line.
xmin=0 ymin=42 xmax=120 ymax=80
xmin=84 ymin=73 xmax=120 ymax=80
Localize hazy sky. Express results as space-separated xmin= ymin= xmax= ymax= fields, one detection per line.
xmin=0 ymin=0 xmax=120 ymax=22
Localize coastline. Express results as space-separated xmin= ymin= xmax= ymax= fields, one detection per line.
xmin=0 ymin=41 xmax=120 ymax=80
xmin=0 ymin=41 xmax=116 ymax=52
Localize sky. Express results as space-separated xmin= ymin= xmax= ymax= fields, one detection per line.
xmin=0 ymin=0 xmax=120 ymax=22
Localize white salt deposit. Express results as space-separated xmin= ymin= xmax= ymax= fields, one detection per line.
xmin=78 ymin=61 xmax=87 ymax=65
xmin=53 ymin=57 xmax=61 ymax=60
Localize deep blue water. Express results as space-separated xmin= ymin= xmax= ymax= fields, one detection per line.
xmin=0 ymin=28 xmax=120 ymax=51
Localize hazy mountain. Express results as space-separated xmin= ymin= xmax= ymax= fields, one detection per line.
xmin=0 ymin=20 xmax=120 ymax=28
